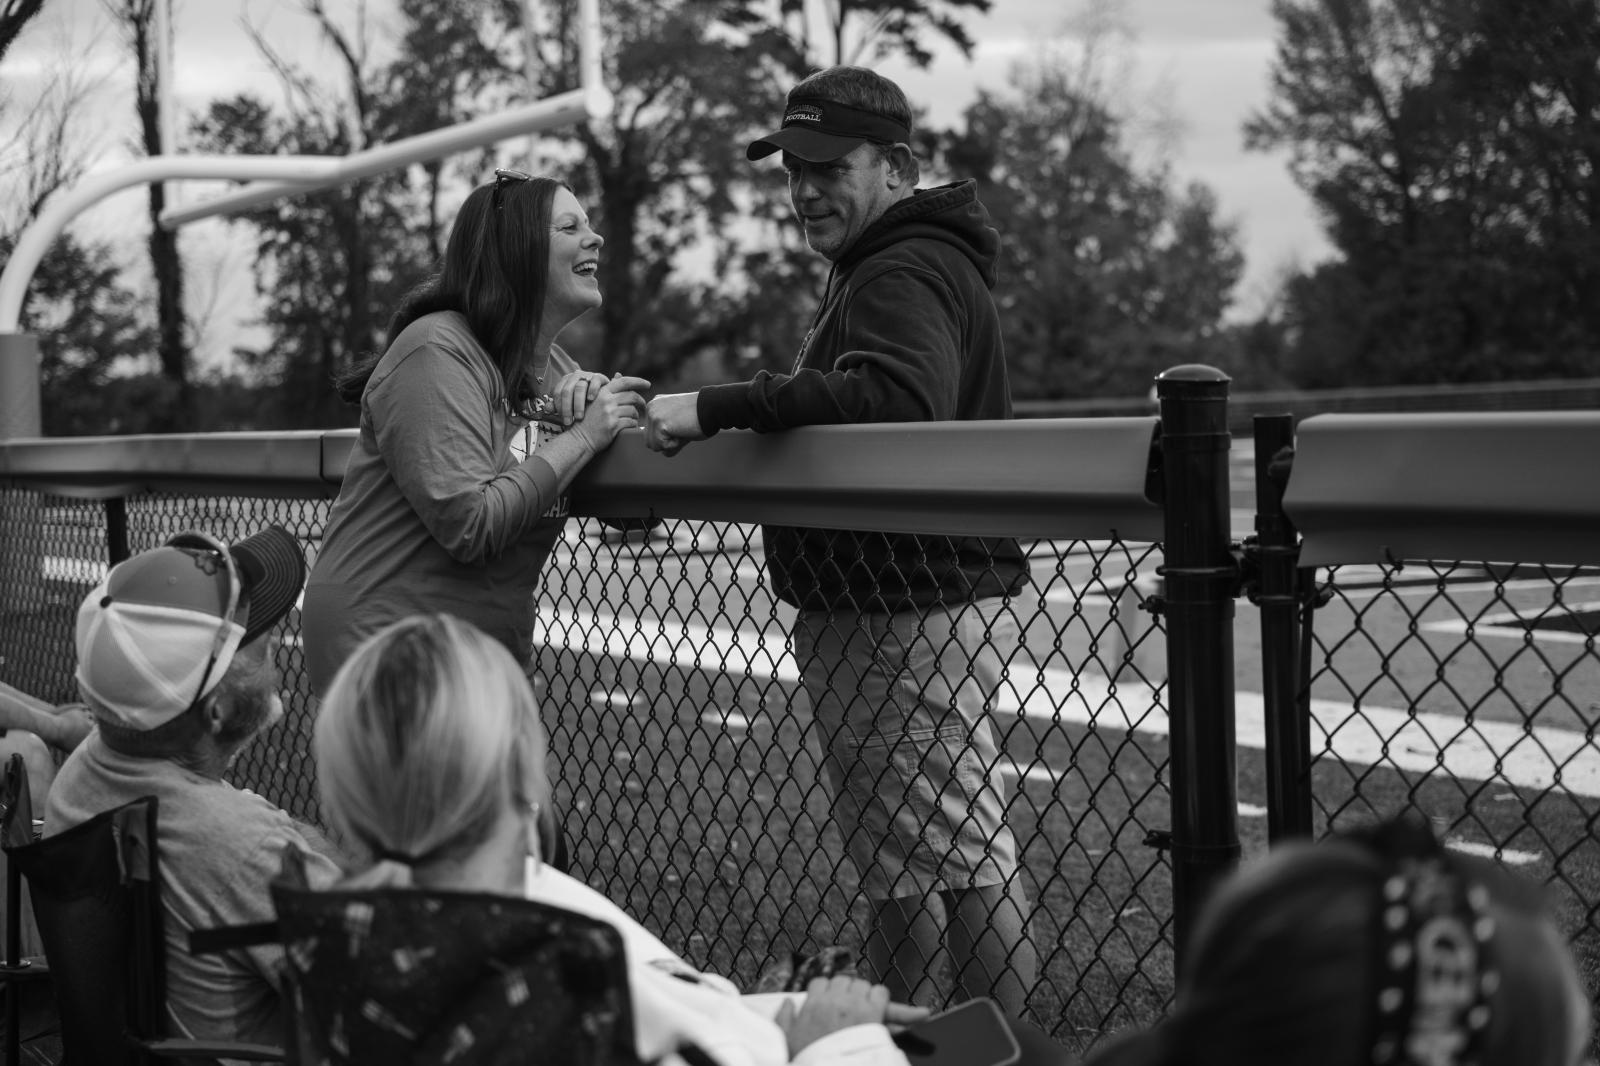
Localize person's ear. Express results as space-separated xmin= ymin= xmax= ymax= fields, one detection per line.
xmin=884 ymin=143 xmax=915 ymax=189
xmin=200 ymin=693 xmax=227 ymax=736
xmin=522 ymin=800 xmax=543 ymax=863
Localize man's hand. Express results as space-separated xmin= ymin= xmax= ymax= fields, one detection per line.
xmin=775 ymin=975 xmax=909 ymax=1058
xmin=644 ymin=393 xmax=706 ymax=456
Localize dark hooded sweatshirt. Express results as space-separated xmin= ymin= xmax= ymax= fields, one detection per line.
xmin=696 ymin=179 xmax=1030 ymax=612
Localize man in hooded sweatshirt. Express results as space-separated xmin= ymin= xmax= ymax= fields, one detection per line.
xmin=644 ymin=65 xmax=1038 ymax=1016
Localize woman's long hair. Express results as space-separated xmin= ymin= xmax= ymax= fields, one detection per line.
xmin=315 ymin=613 xmax=550 ymax=874
xmin=336 ymin=176 xmax=568 ymax=410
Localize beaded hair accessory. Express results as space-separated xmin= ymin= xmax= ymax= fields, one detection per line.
xmin=1363 ymin=818 xmax=1499 ymax=1066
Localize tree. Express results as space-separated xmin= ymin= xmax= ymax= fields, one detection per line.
xmin=15 ymin=233 xmax=167 ymax=436
xmin=190 ymin=2 xmax=434 ymax=428
xmin=769 ymin=0 xmax=991 ymax=68
xmin=515 ymin=0 xmax=999 ymax=382
xmin=0 ymin=17 xmax=168 ymax=436
xmin=105 ymin=0 xmax=190 ymax=431
xmin=191 ymin=0 xmax=1000 ymax=419
xmin=0 ymin=35 xmax=100 ymax=232
xmin=373 ymin=0 xmax=510 ymax=259
xmin=939 ymin=41 xmax=1244 ymax=398
xmin=1246 ymin=0 xmax=1600 ymax=386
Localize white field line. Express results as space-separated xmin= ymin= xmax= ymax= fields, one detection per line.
xmin=1445 ymin=839 xmax=1540 ymax=866
xmin=1426 ymin=602 xmax=1600 ymax=646
xmin=589 ymin=689 xmax=642 ymax=709
xmin=1326 ymin=573 xmax=1600 ymax=604
xmin=41 ymin=556 xmax=108 ymax=583
xmin=536 ymin=608 xmax=1600 ymax=799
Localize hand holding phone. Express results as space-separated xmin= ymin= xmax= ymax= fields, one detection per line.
xmin=893 ymin=998 xmax=1022 ymax=1066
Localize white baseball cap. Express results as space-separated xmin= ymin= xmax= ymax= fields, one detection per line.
xmin=74 ymin=526 xmax=307 ymax=731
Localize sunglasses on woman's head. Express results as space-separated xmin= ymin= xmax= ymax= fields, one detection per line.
xmin=493 ymin=168 xmax=532 ymax=211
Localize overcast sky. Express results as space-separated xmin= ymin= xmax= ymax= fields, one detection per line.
xmin=7 ymin=0 xmax=1331 ymax=358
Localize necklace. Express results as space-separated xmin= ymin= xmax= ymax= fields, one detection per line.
xmin=527 ymin=353 xmax=556 ymax=419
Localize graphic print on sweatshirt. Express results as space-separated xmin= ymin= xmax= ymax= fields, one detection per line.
xmin=510 ymin=413 xmax=573 ymax=520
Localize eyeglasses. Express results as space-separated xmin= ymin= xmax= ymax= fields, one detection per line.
xmin=493 ymin=167 xmax=532 ymax=211
xmin=165 ymin=530 xmax=249 ymax=712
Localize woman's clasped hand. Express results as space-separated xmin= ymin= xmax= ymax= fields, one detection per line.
xmin=565 ymin=372 xmax=652 ymax=452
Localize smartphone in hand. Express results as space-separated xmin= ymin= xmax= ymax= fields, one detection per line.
xmin=893 ymin=998 xmax=1021 ymax=1066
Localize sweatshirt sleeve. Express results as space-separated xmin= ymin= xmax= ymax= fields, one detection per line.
xmin=697 ymin=265 xmax=963 ymax=433
xmin=365 ymin=341 xmax=563 ymax=564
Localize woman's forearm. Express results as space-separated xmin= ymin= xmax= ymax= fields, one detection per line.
xmin=519 ymin=424 xmax=601 ymax=498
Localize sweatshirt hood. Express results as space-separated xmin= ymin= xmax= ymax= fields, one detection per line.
xmin=837 ymin=179 xmax=1001 ymax=288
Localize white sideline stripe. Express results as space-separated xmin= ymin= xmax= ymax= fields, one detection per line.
xmin=1428 ymin=602 xmax=1600 ymax=646
xmin=702 ymin=711 xmax=750 ymax=730
xmin=590 ymin=690 xmax=641 ymax=709
xmin=42 ymin=555 xmax=108 ymax=583
xmin=535 ymin=609 xmax=1600 ymax=798
xmin=1237 ymin=802 xmax=1268 ymax=818
xmin=1331 ymin=576 xmax=1600 ymax=603
xmin=1234 ymin=691 xmax=1600 ymax=800
xmin=1446 ymin=839 xmax=1540 ymax=866
xmin=999 ymin=763 xmax=1063 ymax=785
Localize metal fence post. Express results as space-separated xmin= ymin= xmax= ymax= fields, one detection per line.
xmin=1252 ymin=415 xmax=1314 ymax=842
xmin=105 ymin=498 xmax=130 ymax=565
xmin=0 ymin=334 xmax=40 ymax=442
xmin=1155 ymin=364 xmax=1241 ymax=960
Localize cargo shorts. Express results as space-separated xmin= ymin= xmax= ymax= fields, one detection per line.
xmin=792 ymin=600 xmax=1021 ymax=901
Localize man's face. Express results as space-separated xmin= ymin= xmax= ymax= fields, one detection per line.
xmin=783 ymin=144 xmax=896 ymax=262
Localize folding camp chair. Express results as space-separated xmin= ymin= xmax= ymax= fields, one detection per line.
xmin=0 ymin=753 xmax=52 ymax=1064
xmin=3 ymin=789 xmax=281 ymax=1065
xmin=269 ymin=844 xmax=644 ymax=1065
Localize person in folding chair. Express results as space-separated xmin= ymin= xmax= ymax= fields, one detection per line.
xmin=43 ymin=526 xmax=344 ymax=1049
xmin=314 ymin=612 xmax=928 ymax=1066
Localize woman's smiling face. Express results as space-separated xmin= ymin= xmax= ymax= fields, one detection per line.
xmin=543 ymin=187 xmax=604 ymax=326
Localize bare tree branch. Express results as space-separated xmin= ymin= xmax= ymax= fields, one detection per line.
xmin=240 ymin=10 xmax=327 ymax=121
xmin=0 ymin=32 xmax=108 ymax=237
xmin=303 ymin=0 xmax=370 ymax=143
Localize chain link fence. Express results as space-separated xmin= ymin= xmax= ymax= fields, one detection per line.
xmin=1302 ymin=557 xmax=1600 ymax=995
xmin=0 ymin=483 xmax=1174 ymax=1049
xmin=8 ymin=398 xmax=1596 ymax=1051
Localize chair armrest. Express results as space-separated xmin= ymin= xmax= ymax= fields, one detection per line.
xmin=143 ymin=1037 xmax=284 ymax=1061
